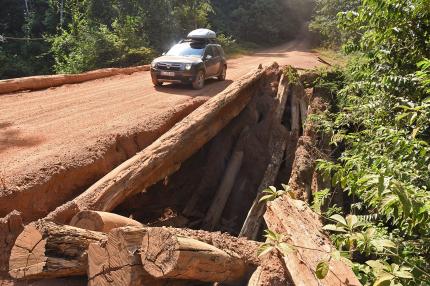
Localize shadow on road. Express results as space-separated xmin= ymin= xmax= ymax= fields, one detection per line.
xmin=154 ymin=79 xmax=234 ymax=97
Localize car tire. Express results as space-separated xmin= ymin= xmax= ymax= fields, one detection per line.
xmin=218 ymin=65 xmax=227 ymax=81
xmin=152 ymin=76 xmax=163 ymax=87
xmin=192 ymin=70 xmax=205 ymax=90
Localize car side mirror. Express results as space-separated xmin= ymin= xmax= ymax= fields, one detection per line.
xmin=205 ymin=54 xmax=213 ymax=60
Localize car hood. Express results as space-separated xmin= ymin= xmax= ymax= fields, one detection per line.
xmin=153 ymin=55 xmax=202 ymax=64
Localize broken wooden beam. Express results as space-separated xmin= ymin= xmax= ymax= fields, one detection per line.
xmin=9 ymin=220 xmax=106 ymax=279
xmin=264 ymin=196 xmax=361 ymax=286
xmin=140 ymin=227 xmax=247 ymax=283
xmin=47 ymin=64 xmax=278 ymax=224
xmin=70 ymin=210 xmax=143 ymax=232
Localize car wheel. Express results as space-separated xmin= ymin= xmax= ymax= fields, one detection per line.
xmin=192 ymin=70 xmax=205 ymax=90
xmin=218 ymin=65 xmax=227 ymax=81
xmin=152 ymin=76 xmax=163 ymax=87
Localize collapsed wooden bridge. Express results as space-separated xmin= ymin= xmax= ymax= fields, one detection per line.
xmin=1 ymin=64 xmax=361 ymax=286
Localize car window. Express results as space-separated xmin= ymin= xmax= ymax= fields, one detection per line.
xmin=213 ymin=46 xmax=220 ymax=57
xmin=166 ymin=42 xmax=205 ymax=57
xmin=205 ymin=46 xmax=215 ymax=58
xmin=217 ymin=46 xmax=225 ymax=57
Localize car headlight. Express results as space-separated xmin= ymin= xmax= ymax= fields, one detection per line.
xmin=151 ymin=61 xmax=157 ymax=68
xmin=185 ymin=63 xmax=192 ymax=70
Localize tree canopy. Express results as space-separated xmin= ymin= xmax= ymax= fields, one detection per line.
xmin=0 ymin=0 xmax=314 ymax=79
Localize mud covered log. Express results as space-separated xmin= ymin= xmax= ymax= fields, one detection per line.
xmin=239 ymin=124 xmax=288 ymax=240
xmin=9 ymin=220 xmax=106 ymax=279
xmin=141 ymin=228 xmax=247 ymax=283
xmin=88 ymin=227 xmax=176 ymax=286
xmin=47 ymin=64 xmax=276 ymax=224
xmin=70 ymin=210 xmax=143 ymax=232
xmin=264 ymin=196 xmax=361 ymax=286
xmin=0 ymin=65 xmax=150 ymax=95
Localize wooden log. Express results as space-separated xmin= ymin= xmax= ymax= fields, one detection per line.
xmin=9 ymin=220 xmax=106 ymax=280
xmin=0 ymin=65 xmax=150 ymax=95
xmin=140 ymin=228 xmax=247 ymax=283
xmin=239 ymin=124 xmax=288 ymax=240
xmin=203 ymin=150 xmax=244 ymax=230
xmin=264 ymin=196 xmax=361 ymax=286
xmin=70 ymin=210 xmax=143 ymax=232
xmin=47 ymin=65 xmax=276 ymax=224
xmin=0 ymin=211 xmax=24 ymax=275
xmin=88 ymin=226 xmax=175 ymax=286
xmin=274 ymin=73 xmax=290 ymax=122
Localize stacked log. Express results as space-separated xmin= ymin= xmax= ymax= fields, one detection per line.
xmin=8 ymin=214 xmax=259 ymax=284
xmin=9 ymin=220 xmax=106 ymax=279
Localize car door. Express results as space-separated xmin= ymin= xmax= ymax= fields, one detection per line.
xmin=212 ymin=46 xmax=222 ymax=75
xmin=203 ymin=45 xmax=217 ymax=77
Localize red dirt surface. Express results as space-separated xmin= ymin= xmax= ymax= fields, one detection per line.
xmin=0 ymin=42 xmax=323 ymax=223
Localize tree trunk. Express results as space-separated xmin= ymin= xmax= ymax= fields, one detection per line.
xmin=88 ymin=226 xmax=177 ymax=286
xmin=9 ymin=220 xmax=106 ymax=280
xmin=140 ymin=228 xmax=247 ymax=283
xmin=47 ymin=65 xmax=275 ymax=225
xmin=70 ymin=210 xmax=143 ymax=232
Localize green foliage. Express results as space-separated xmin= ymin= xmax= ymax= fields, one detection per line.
xmin=259 ymin=184 xmax=291 ymax=203
xmin=309 ymin=0 xmax=361 ymax=47
xmin=316 ymin=260 xmax=330 ymax=279
xmin=283 ymin=65 xmax=300 ymax=84
xmin=258 ymin=229 xmax=295 ymax=258
xmin=312 ymin=1 xmax=430 ymax=284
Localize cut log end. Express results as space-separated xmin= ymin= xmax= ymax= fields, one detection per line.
xmin=141 ymin=228 xmax=180 ymax=278
xmin=141 ymin=228 xmax=247 ymax=283
xmin=9 ymin=225 xmax=47 ymax=279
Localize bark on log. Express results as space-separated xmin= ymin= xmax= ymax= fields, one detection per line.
xmin=9 ymin=220 xmax=106 ymax=280
xmin=141 ymin=228 xmax=247 ymax=283
xmin=47 ymin=64 xmax=276 ymax=224
xmin=239 ymin=124 xmax=288 ymax=240
xmin=88 ymin=226 xmax=175 ymax=286
xmin=203 ymin=150 xmax=244 ymax=230
xmin=70 ymin=210 xmax=143 ymax=232
xmin=264 ymin=196 xmax=361 ymax=286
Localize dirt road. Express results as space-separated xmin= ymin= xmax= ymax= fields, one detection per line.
xmin=0 ymin=42 xmax=323 ymax=222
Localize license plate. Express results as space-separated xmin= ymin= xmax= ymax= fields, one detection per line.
xmin=161 ymin=71 xmax=175 ymax=77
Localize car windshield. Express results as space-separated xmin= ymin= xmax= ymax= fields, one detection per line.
xmin=166 ymin=42 xmax=205 ymax=57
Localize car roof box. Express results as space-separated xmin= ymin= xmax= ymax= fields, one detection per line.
xmin=187 ymin=29 xmax=216 ymax=40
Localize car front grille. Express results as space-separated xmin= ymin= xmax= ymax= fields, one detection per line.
xmin=157 ymin=63 xmax=183 ymax=71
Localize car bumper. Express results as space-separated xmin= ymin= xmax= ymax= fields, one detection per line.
xmin=151 ymin=68 xmax=196 ymax=83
